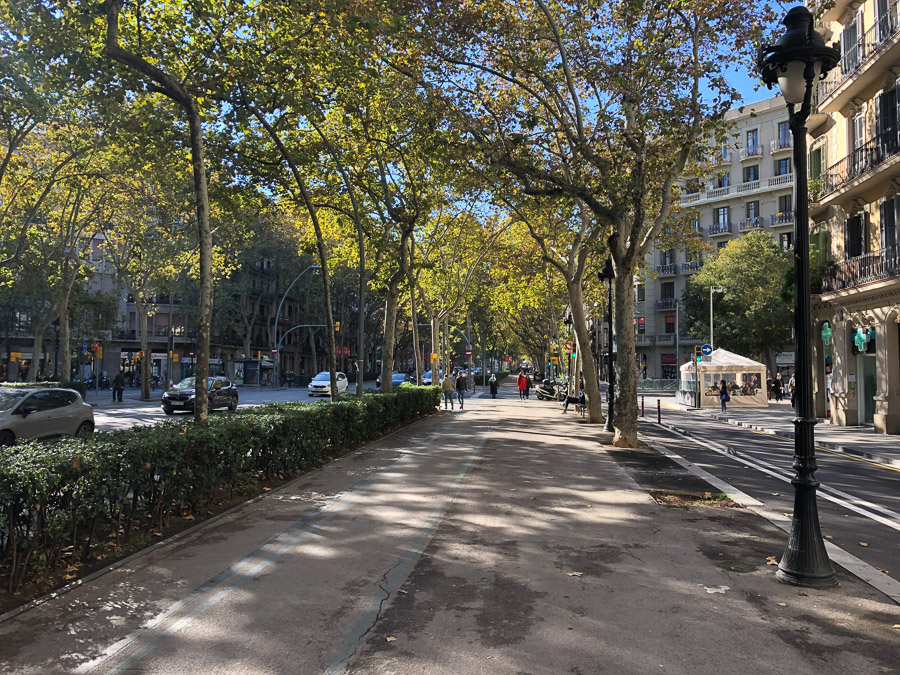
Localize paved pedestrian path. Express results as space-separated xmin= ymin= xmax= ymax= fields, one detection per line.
xmin=1 ymin=382 xmax=897 ymax=673
xmin=663 ymin=398 xmax=900 ymax=467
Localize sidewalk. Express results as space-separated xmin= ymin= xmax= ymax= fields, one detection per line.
xmin=666 ymin=398 xmax=900 ymax=468
xmin=1 ymin=385 xmax=897 ymax=673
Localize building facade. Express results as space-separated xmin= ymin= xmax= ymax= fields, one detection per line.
xmin=808 ymin=0 xmax=900 ymax=433
xmin=635 ymin=95 xmax=798 ymax=379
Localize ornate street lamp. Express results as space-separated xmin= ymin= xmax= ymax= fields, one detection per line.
xmin=758 ymin=6 xmax=840 ymax=587
xmin=599 ymin=256 xmax=616 ymax=432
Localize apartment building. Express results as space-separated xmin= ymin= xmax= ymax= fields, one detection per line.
xmin=808 ymin=0 xmax=900 ymax=433
xmin=634 ymin=95 xmax=797 ymax=379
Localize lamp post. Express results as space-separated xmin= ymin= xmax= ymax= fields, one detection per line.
xmin=563 ymin=313 xmax=573 ymax=392
xmin=758 ymin=6 xmax=840 ymax=587
xmin=273 ymin=265 xmax=320 ymax=388
xmin=709 ymin=286 xmax=723 ymax=350
xmin=599 ymin=256 xmax=615 ymax=432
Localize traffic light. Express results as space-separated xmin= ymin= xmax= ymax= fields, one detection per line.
xmin=694 ymin=346 xmax=702 ymax=362
xmin=335 ymin=321 xmax=341 ymax=333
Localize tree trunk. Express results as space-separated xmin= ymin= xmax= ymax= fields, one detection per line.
xmin=612 ymin=265 xmax=639 ymax=447
xmin=58 ymin=301 xmax=71 ymax=383
xmin=135 ymin=298 xmax=151 ymax=400
xmin=356 ymin=238 xmax=366 ymax=396
xmin=27 ymin=321 xmax=50 ymax=382
xmin=380 ymin=277 xmax=401 ymax=393
xmin=186 ymin=108 xmax=212 ymax=423
xmin=408 ymin=240 xmax=422 ymax=386
xmin=567 ymin=280 xmax=604 ymax=423
xmin=308 ymin=326 xmax=318 ymax=374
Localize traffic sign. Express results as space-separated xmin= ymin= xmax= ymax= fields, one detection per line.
xmin=465 ymin=349 xmax=472 ymax=356
xmin=271 ymin=348 xmax=278 ymax=354
xmin=565 ymin=339 xmax=574 ymax=351
xmin=701 ymin=344 xmax=713 ymax=356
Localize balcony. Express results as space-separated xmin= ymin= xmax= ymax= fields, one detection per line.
xmin=708 ymin=222 xmax=732 ymax=236
xmin=739 ymin=145 xmax=763 ymax=161
xmin=820 ymin=245 xmax=900 ymax=294
xmin=738 ymin=217 xmax=764 ymax=231
xmin=818 ymin=4 xmax=900 ymax=112
xmin=820 ymin=132 xmax=900 ymax=201
xmin=770 ymin=211 xmax=794 ymax=226
xmin=656 ymin=298 xmax=679 ymax=310
xmin=655 ymin=333 xmax=675 ymax=345
xmin=634 ymin=334 xmax=652 ymax=345
xmin=736 ymin=180 xmax=760 ymax=195
xmin=678 ymin=334 xmax=702 ymax=345
xmin=681 ymin=261 xmax=703 ymax=273
xmin=656 ymin=263 xmax=678 ymax=276
xmin=767 ymin=173 xmax=793 ymax=188
xmin=770 ymin=137 xmax=792 ymax=154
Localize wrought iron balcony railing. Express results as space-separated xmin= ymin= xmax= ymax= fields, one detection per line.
xmin=770 ymin=137 xmax=793 ymax=153
xmin=739 ymin=145 xmax=763 ymax=160
xmin=655 ymin=298 xmax=679 ymax=310
xmin=656 ymin=263 xmax=678 ymax=275
xmin=770 ymin=211 xmax=795 ymax=225
xmin=821 ymin=131 xmax=900 ymax=198
xmin=820 ymin=245 xmax=900 ymax=293
xmin=681 ymin=261 xmax=703 ymax=273
xmin=739 ymin=217 xmax=764 ymax=231
xmin=708 ymin=222 xmax=732 ymax=235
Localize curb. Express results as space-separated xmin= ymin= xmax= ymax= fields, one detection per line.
xmin=701 ymin=412 xmax=900 ymax=468
xmin=641 ymin=422 xmax=900 ymax=605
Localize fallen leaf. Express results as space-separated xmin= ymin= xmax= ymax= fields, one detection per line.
xmin=777 ymin=602 xmax=787 ymax=607
xmin=766 ymin=556 xmax=779 ymax=566
xmin=386 ymin=636 xmax=397 ymax=642
xmin=877 ymin=568 xmax=890 ymax=575
xmin=783 ymin=513 xmax=793 ymax=517
xmin=64 ymin=574 xmax=76 ymax=580
xmin=263 ymin=487 xmax=272 ymax=491
xmin=719 ymin=539 xmax=731 ymax=543
xmin=796 ymin=591 xmax=808 ymax=596
xmin=65 ymin=565 xmax=78 ymax=573
xmin=153 ymin=532 xmax=163 ymax=537
xmin=106 ymin=541 xmax=118 ymax=548
xmin=859 ymin=542 xmax=869 ymax=547
xmin=567 ymin=571 xmax=583 ymax=577
xmin=399 ymin=589 xmax=408 ymax=594
xmin=892 ymin=624 xmax=900 ymax=630
xmin=183 ymin=515 xmax=195 ymax=521
xmin=825 ymin=535 xmax=833 ymax=540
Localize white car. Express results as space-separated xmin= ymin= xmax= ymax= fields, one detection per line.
xmin=308 ymin=371 xmax=349 ymax=397
xmin=0 ymin=387 xmax=94 ymax=445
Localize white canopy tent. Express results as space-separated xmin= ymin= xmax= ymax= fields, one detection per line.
xmin=678 ymin=348 xmax=768 ymax=408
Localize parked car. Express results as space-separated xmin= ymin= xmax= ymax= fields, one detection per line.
xmin=422 ymin=369 xmax=443 ymax=385
xmin=308 ymin=371 xmax=349 ymax=397
xmin=161 ymin=376 xmax=239 ymax=415
xmin=0 ymin=387 xmax=94 ymax=445
xmin=375 ymin=372 xmax=410 ymax=388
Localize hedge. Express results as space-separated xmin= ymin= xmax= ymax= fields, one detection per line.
xmin=0 ymin=386 xmax=441 ymax=594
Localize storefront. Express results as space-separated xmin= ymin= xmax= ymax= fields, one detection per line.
xmin=660 ymin=353 xmax=677 ymax=380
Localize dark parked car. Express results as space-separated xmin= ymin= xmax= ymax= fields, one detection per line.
xmin=161 ymin=376 xmax=239 ymax=415
xmin=375 ymin=372 xmax=410 ymax=388
xmin=0 ymin=387 xmax=94 ymax=445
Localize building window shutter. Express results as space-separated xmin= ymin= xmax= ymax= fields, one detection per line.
xmin=881 ymin=201 xmax=887 ymax=249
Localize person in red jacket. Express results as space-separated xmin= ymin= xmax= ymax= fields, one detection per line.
xmin=516 ymin=370 xmax=527 ymax=400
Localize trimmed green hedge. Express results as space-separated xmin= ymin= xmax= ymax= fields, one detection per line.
xmin=0 ymin=386 xmax=441 ymax=593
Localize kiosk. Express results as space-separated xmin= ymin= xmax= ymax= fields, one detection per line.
xmin=677 ymin=348 xmax=768 ymax=408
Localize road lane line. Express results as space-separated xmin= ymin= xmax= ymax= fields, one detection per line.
xmin=324 ymin=428 xmax=491 ymax=675
xmin=75 ymin=431 xmax=440 ymax=674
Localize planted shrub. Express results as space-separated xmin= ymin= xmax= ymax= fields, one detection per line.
xmin=0 ymin=386 xmax=440 ymax=595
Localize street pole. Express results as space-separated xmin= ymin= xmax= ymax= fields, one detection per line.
xmin=600 ymin=257 xmax=616 ymax=432
xmin=709 ymin=286 xmax=723 ymax=351
xmin=758 ymin=5 xmax=838 ymax=587
xmin=273 ymin=265 xmax=320 ymax=388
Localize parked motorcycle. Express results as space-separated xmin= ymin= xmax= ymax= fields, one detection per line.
xmin=535 ymin=378 xmax=567 ymax=401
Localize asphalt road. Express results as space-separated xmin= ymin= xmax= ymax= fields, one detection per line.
xmin=87 ymin=383 xmax=379 ymax=432
xmin=635 ymin=401 xmax=900 ymax=578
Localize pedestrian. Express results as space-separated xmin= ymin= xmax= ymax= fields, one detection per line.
xmin=719 ymin=378 xmax=730 ymax=412
xmin=517 ymin=370 xmax=527 ymax=400
xmin=562 ymin=388 xmax=585 ymax=414
xmin=773 ymin=373 xmax=784 ymax=402
xmin=489 ymin=373 xmax=499 ymax=398
xmin=788 ymin=373 xmax=796 ymax=408
xmin=524 ymin=373 xmax=532 ymax=399
xmin=456 ymin=370 xmax=467 ymax=410
xmin=112 ymin=370 xmax=125 ymax=402
xmin=441 ymin=372 xmax=456 ymax=410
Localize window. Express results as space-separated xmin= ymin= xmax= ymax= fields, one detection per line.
xmin=715 ymin=172 xmax=730 ymax=188
xmin=775 ymin=158 xmax=791 ymax=176
xmin=809 ymin=146 xmax=823 ymax=180
xmin=881 ymin=197 xmax=897 ymax=248
xmin=778 ymin=194 xmax=792 ymax=213
xmin=743 ymin=165 xmax=759 ymax=182
xmin=636 ymin=317 xmax=646 ymax=334
xmin=746 ymin=201 xmax=759 ymax=220
xmin=842 ymin=10 xmax=863 ymax=72
xmin=636 ymin=284 xmax=645 ymax=302
xmin=876 ymin=88 xmax=897 ymax=155
xmin=746 ymin=129 xmax=759 ymax=154
xmin=717 ymin=241 xmax=728 ymax=250
xmin=665 ymin=315 xmax=676 ymax=334
xmin=713 ymin=206 xmax=729 ymax=225
xmin=845 ymin=214 xmax=865 ymax=258
xmin=780 ymin=232 xmax=793 ymax=251
xmin=777 ymin=121 xmax=790 ymax=145
xmin=660 ymin=250 xmax=674 ymax=265
xmin=686 ymin=179 xmax=702 ymax=194
xmin=661 ymin=282 xmax=675 ymax=299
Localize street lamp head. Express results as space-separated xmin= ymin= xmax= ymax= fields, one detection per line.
xmin=599 ymin=256 xmax=615 ymax=282
xmin=757 ymin=6 xmax=840 ymax=105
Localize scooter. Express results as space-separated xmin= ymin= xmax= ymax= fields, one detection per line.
xmin=535 ymin=378 xmax=567 ymax=401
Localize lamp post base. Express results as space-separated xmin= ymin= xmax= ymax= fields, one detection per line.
xmin=775 ymin=478 xmax=838 ymax=588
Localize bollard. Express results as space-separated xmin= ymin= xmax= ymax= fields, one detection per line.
xmin=606 ymin=388 xmax=609 ymax=403
xmin=641 ymin=395 xmax=645 ymax=417
xmin=657 ymin=399 xmax=661 ymax=424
